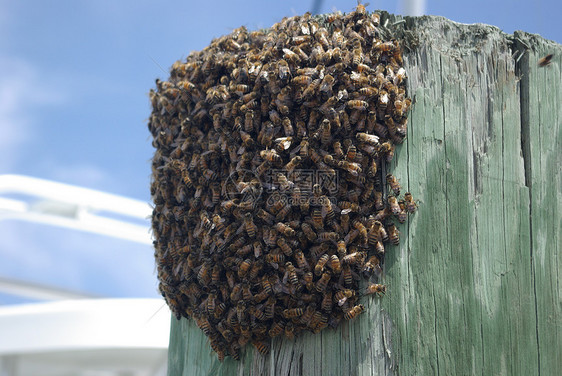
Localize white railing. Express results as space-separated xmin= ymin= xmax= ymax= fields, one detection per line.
xmin=0 ymin=174 xmax=152 ymax=245
xmin=0 ymin=175 xmax=168 ymax=376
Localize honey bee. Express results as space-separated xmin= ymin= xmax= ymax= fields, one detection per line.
xmin=302 ymin=78 xmax=320 ymax=101
xmin=329 ymin=254 xmax=342 ymax=274
xmin=266 ymin=252 xmax=285 ymax=265
xmin=284 ymin=321 xmax=295 ymax=339
xmin=297 ymin=304 xmax=314 ymax=325
xmin=362 ymin=255 xmax=382 ymax=277
xmin=320 ymin=196 xmax=335 ymax=222
xmin=294 ymin=250 xmax=310 ymax=271
xmin=277 ymin=173 xmax=294 ymax=192
xmin=221 ymin=199 xmax=239 ymax=213
xmin=260 ymin=296 xmax=274 ymax=319
xmin=538 ymin=54 xmax=553 ymax=67
xmin=337 ymin=110 xmax=351 ymax=133
xmin=333 ymin=141 xmax=344 ymax=158
xmin=364 ymin=283 xmax=386 ymax=296
xmin=316 ymin=272 xmax=331 ymax=292
xmin=386 ymin=174 xmax=401 ymax=196
xmin=269 ymin=321 xmax=285 ymax=337
xmin=284 ymin=155 xmax=302 ymax=172
xmin=318 ymin=231 xmax=338 ymax=243
xmin=367 ymin=221 xmax=382 ymax=246
xmin=211 ymin=264 xmax=222 ymax=285
xmin=292 ymin=75 xmax=313 ymax=86
xmin=252 ymin=340 xmax=271 ymax=355
xmin=243 ymin=212 xmax=257 ymax=238
xmin=352 ymin=220 xmax=368 ymax=244
xmin=256 ymin=209 xmax=274 ymax=225
xmin=256 ymin=275 xmax=271 ymax=295
xmin=296 ymin=120 xmax=307 ymax=138
xmin=281 ymin=117 xmax=295 ymax=137
xmin=311 ymin=208 xmax=324 ymax=231
xmin=334 ymin=289 xmax=355 ymax=306
xmin=242 ymin=282 xmax=253 ymax=301
xmin=277 ymin=237 xmax=294 ymax=256
xmin=342 ymin=264 xmax=353 ymax=286
xmin=345 ymin=144 xmax=357 ymax=161
xmin=283 ymin=307 xmax=304 ymax=318
xmin=303 ymin=271 xmax=315 ymax=291
xmin=342 ymin=251 xmax=365 ymax=266
xmin=195 ymin=316 xmax=213 ymax=336
xmin=356 ymin=132 xmax=380 ymax=146
xmin=244 ymin=111 xmax=255 ymax=133
xmin=199 ymin=211 xmax=213 ymax=231
xmin=236 ymin=300 xmax=247 ymax=324
xmin=275 ymin=202 xmax=292 ymax=221
xmin=368 ymin=239 xmax=382 ymax=256
xmin=230 ymin=84 xmax=250 ymax=96
xmin=259 ymin=121 xmax=276 ymax=147
xmin=249 ymin=259 xmax=263 ymax=280
xmin=319 ymin=74 xmax=335 ymax=96
xmin=260 ymin=149 xmax=282 ymax=164
xmin=316 ymin=292 xmax=332 ymax=314
xmin=151 ymin=6 xmax=415 ymax=354
xmin=338 ymin=160 xmax=362 ymax=176
xmin=274 ymin=222 xmax=295 ymax=237
xmin=277 ymin=59 xmax=291 ymax=82
xmin=344 ymin=304 xmax=365 ymax=320
xmin=379 ymin=141 xmax=395 ymax=162
xmin=373 ymin=191 xmax=384 ymax=211
xmin=301 ymin=222 xmax=317 ymax=241
xmin=404 ymin=192 xmax=417 ymax=213
xmin=230 ymin=283 xmax=242 ymax=302
xmin=283 ymin=48 xmax=301 ymax=64
xmin=346 ymin=100 xmax=369 ymax=111
xmin=352 ymin=45 xmax=363 ymax=67
xmin=387 ymin=195 xmax=401 ymax=215
xmin=334 ymin=241 xmax=346 ymax=259
xmin=206 ymin=292 xmax=217 ymax=314
xmin=238 ymin=258 xmax=252 ymax=278
xmin=197 ymin=261 xmax=211 ymax=285
xmin=387 ymin=223 xmax=400 ymax=245
xmin=269 ymin=109 xmax=282 ymax=125
xmin=315 ymin=253 xmax=329 ymax=276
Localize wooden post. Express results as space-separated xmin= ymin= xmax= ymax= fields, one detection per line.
xmin=166 ymin=13 xmax=561 ymax=376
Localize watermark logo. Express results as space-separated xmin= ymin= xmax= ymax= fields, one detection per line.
xmin=225 ymin=169 xmax=263 ymax=203
xmin=265 ymin=169 xmax=339 ymax=195
xmin=264 ymin=169 xmax=339 ymax=207
xmin=225 ymin=168 xmax=340 ymax=208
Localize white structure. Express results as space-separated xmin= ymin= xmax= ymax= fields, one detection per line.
xmin=0 ymin=174 xmax=152 ymax=245
xmin=0 ymin=299 xmax=170 ymax=376
xmin=0 ymin=175 xmax=170 ymax=376
xmin=401 ymin=0 xmax=426 ymax=16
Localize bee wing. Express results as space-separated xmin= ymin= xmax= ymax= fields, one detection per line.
xmin=235 ymin=223 xmax=246 ymax=235
xmin=282 ymin=271 xmax=289 ymax=284
xmin=173 ymin=261 xmax=184 ymax=276
xmin=320 ymin=204 xmax=329 ymax=219
xmin=289 ymin=142 xmax=305 ymax=158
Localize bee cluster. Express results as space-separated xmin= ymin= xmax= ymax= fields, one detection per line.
xmin=148 ymin=4 xmax=415 ymax=361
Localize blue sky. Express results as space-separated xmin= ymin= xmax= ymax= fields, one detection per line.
xmin=0 ymin=0 xmax=560 ymax=304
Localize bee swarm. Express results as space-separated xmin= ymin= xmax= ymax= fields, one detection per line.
xmin=148 ymin=4 xmax=415 ymax=361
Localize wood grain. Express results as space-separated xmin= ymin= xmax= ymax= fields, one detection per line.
xmin=166 ymin=14 xmax=561 ymax=376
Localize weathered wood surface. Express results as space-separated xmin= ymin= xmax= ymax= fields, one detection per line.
xmin=166 ymin=14 xmax=561 ymax=376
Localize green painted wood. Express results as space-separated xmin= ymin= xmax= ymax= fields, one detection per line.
xmin=515 ymin=31 xmax=562 ymax=375
xmin=165 ymin=14 xmax=561 ymax=376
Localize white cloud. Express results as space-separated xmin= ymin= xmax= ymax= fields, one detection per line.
xmin=0 ymin=56 xmax=66 ymax=171
xmin=47 ymin=163 xmax=112 ymax=190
